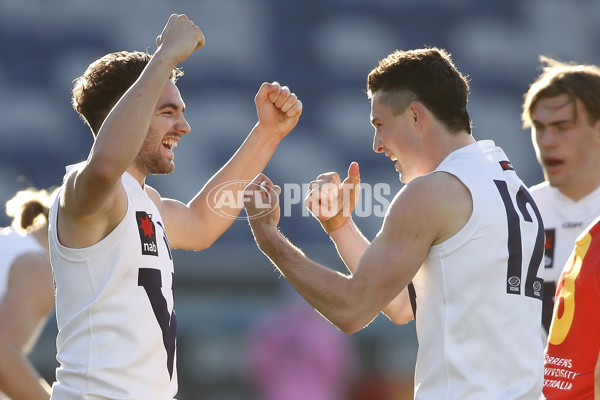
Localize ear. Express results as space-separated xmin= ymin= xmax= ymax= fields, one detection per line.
xmin=407 ymin=101 xmax=426 ymax=130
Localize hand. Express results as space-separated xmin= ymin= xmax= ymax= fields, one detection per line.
xmin=156 ymin=14 xmax=205 ymax=64
xmin=243 ymin=173 xmax=282 ymax=235
xmin=254 ymin=82 xmax=303 ymax=139
xmin=305 ymin=162 xmax=360 ymax=233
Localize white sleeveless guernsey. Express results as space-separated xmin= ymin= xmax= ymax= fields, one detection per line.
xmin=0 ymin=228 xmax=47 ymax=400
xmin=49 ymin=169 xmax=177 ymax=400
xmin=411 ymin=140 xmax=544 ymax=399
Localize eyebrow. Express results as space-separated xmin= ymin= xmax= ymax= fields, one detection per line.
xmin=157 ymin=102 xmax=185 ymax=112
xmin=532 ymin=118 xmax=575 ymax=127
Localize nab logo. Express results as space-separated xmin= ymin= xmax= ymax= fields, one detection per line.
xmin=137 ymin=211 xmax=159 ymax=256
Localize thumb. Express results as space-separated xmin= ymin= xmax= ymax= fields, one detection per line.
xmin=256 ymin=81 xmax=280 ymax=103
xmin=341 ymin=161 xmax=360 ymax=216
xmin=345 ymin=161 xmax=360 ymax=186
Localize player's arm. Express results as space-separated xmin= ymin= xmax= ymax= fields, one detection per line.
xmin=326 ymin=220 xmax=414 ymax=324
xmin=0 ymin=254 xmax=54 ymax=399
xmin=244 ymin=172 xmax=461 ymax=333
xmin=59 ymin=15 xmax=205 ymax=248
xmin=305 ymin=162 xmax=414 ymax=324
xmin=157 ymin=82 xmax=302 ymax=251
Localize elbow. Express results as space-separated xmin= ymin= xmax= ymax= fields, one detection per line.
xmin=331 ymin=318 xmax=360 ymax=335
xmin=383 ymin=306 xmax=414 ymax=326
xmin=337 ymin=317 xmax=371 ymax=335
xmin=172 ymin=223 xmax=220 ymax=251
xmin=328 ymin=282 xmax=380 ymax=334
xmin=330 ymin=306 xmax=373 ymax=335
xmin=171 ymin=236 xmax=215 ymax=252
xmin=185 ymin=216 xmax=220 ymax=251
xmin=194 ymin=237 xmax=217 ymax=251
xmin=382 ymin=289 xmax=415 ymax=325
xmin=338 ymin=323 xmax=362 ymax=335
xmin=388 ymin=314 xmax=414 ymax=326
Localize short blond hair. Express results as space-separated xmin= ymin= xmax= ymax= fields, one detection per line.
xmin=6 ymin=187 xmax=57 ymax=233
xmin=522 ymin=56 xmax=600 ymax=128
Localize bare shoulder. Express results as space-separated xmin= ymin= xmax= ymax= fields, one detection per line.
xmin=143 ymin=184 xmax=189 ymax=233
xmin=9 ymin=253 xmax=53 ymax=289
xmin=6 ymin=252 xmax=54 ymax=315
xmin=416 ymin=171 xmax=469 ymax=193
xmin=389 ymin=172 xmax=470 ymax=213
xmin=144 ymin=184 xmax=160 ymax=198
xmin=385 ymin=172 xmax=472 ymax=245
xmin=144 ymin=184 xmax=162 ymax=209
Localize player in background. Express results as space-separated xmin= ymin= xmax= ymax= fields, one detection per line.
xmin=522 ymin=56 xmax=600 ymax=334
xmin=244 ymin=47 xmax=544 ymax=399
xmin=0 ymin=187 xmax=56 ymax=399
xmin=49 ymin=14 xmax=302 ymax=399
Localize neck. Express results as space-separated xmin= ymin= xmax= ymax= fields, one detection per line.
xmin=555 ymin=165 xmax=600 ymax=202
xmin=431 ymin=130 xmax=475 ymax=166
xmin=558 ymin=184 xmax=599 ymax=202
xmin=449 ymin=130 xmax=476 ymax=150
xmin=126 ymin=166 xmax=146 ymax=188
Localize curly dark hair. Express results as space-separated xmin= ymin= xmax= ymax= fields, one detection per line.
xmin=367 ymin=47 xmax=472 ymax=135
xmin=72 ymin=51 xmax=183 ymax=136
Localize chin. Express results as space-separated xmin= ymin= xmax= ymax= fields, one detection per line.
xmin=545 ymin=176 xmax=562 ymax=187
xmin=151 ymin=163 xmax=175 ymax=176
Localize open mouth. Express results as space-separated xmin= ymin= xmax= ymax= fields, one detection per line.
xmin=543 ymin=157 xmax=563 ymax=168
xmin=162 ymin=138 xmax=178 ymax=151
xmin=385 ymin=152 xmax=397 ymax=162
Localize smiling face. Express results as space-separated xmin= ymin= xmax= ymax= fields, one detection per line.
xmin=370 ymin=92 xmax=424 ymax=183
xmin=531 ymin=93 xmax=600 ymax=200
xmin=133 ymin=80 xmax=191 ymax=177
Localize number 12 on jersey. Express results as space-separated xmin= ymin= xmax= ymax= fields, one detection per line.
xmin=494 ymin=180 xmax=544 ymax=300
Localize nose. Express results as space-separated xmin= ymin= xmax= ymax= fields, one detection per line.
xmin=177 ymin=115 xmax=191 ymax=135
xmin=535 ymin=128 xmax=554 ymax=149
xmin=373 ymin=132 xmax=384 ymax=153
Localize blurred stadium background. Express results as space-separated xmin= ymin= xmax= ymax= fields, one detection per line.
xmin=2 ymin=0 xmax=600 ymax=398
